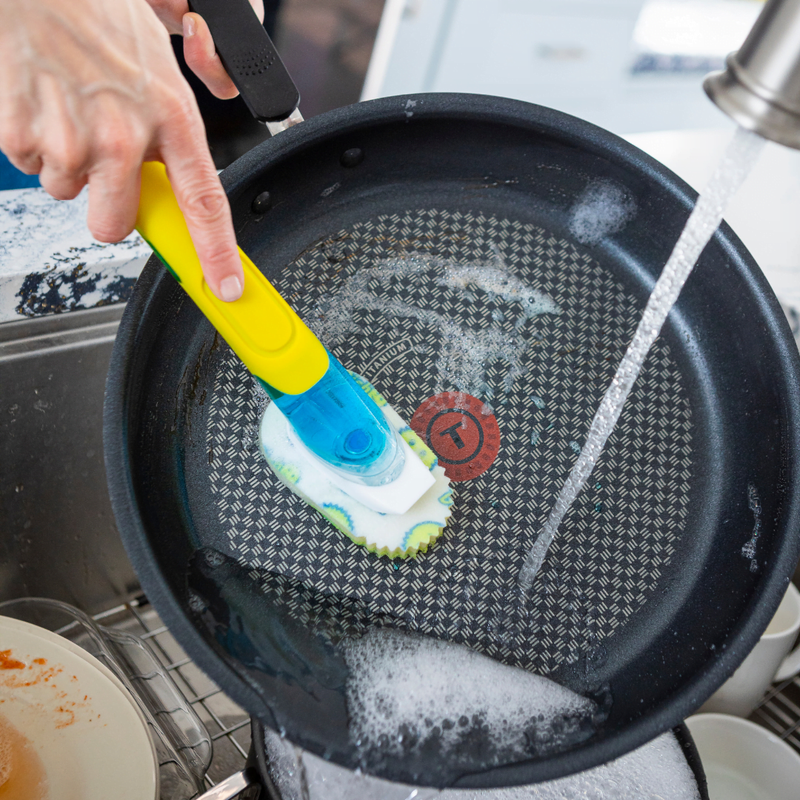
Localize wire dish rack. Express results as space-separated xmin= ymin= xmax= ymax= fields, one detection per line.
xmin=92 ymin=595 xmax=255 ymax=795
xmin=751 ymin=675 xmax=800 ymax=752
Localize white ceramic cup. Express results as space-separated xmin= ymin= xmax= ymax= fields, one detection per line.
xmin=686 ymin=713 xmax=800 ymax=800
xmin=700 ymin=581 xmax=800 ymax=717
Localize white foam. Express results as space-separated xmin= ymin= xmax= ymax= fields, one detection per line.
xmin=569 ymin=179 xmax=637 ymax=246
xmin=344 ymin=629 xmax=595 ymax=765
xmin=275 ymin=721 xmax=699 ymax=800
xmin=312 ymin=253 xmax=559 ymax=400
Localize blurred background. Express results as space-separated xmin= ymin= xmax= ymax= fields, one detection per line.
xmin=249 ymin=0 xmax=799 ymax=314
xmin=268 ymin=0 xmax=761 ymax=134
xmin=189 ymin=0 xmax=761 ymax=163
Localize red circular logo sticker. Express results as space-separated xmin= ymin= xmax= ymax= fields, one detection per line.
xmin=410 ymin=392 xmax=500 ymax=482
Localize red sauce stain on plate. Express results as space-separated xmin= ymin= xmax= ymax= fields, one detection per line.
xmin=0 ymin=654 xmax=24 ymax=672
xmin=0 ymin=651 xmax=91 ymax=731
xmin=0 ymin=712 xmax=49 ymax=800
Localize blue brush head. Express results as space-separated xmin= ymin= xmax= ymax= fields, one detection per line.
xmin=263 ymin=349 xmax=405 ymax=486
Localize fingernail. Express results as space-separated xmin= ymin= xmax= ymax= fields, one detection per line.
xmin=183 ymin=14 xmax=197 ymax=37
xmin=219 ymin=275 xmax=243 ymax=302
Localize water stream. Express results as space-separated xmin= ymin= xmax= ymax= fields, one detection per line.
xmin=518 ymin=126 xmax=766 ymax=591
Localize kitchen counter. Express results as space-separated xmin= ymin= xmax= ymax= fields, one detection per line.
xmin=0 ymin=186 xmax=150 ymax=324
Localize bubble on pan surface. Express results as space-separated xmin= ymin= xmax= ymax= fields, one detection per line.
xmin=204 ymin=209 xmax=693 ymax=676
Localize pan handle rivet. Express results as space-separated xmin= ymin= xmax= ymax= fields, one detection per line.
xmin=340 ymin=148 xmax=364 ymax=168
xmin=252 ymin=191 xmax=272 ymax=215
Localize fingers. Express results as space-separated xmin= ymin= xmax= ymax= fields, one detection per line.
xmin=159 ymin=96 xmax=243 ymax=301
xmin=0 ymin=35 xmax=41 ymax=175
xmin=86 ymin=165 xmax=141 ymax=243
xmin=145 ymin=0 xmax=264 ymax=32
xmin=36 ymin=74 xmax=89 ymax=201
xmin=145 ymin=0 xmax=189 ymax=35
xmin=0 ymin=93 xmax=43 ymax=175
xmin=1 ymin=125 xmax=43 ymax=175
xmin=249 ymin=0 xmax=265 ymax=24
xmin=181 ymin=0 xmax=265 ymax=99
xmin=86 ymin=117 xmax=147 ymax=243
xmin=182 ymin=13 xmax=239 ymax=100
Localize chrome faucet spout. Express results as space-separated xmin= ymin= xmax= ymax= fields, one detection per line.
xmin=704 ymin=0 xmax=800 ymax=150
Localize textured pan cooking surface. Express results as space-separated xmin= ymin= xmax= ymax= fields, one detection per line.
xmin=203 ymin=209 xmax=693 ymax=675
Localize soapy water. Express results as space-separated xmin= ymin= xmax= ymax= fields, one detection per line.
xmin=312 ymin=252 xmax=559 ymax=401
xmin=519 ymin=126 xmax=765 ymax=591
xmin=285 ymin=731 xmax=700 ymax=800
xmin=437 ymin=259 xmax=560 ymax=329
xmin=264 ymin=630 xmax=698 ymax=799
xmin=240 ymin=378 xmax=270 ymax=453
xmin=741 ymin=483 xmax=761 ymax=572
xmin=569 ymin=178 xmax=637 ymax=246
xmin=343 ymin=629 xmax=600 ymax=776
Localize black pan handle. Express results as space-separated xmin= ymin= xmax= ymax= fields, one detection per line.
xmin=187 ymin=0 xmax=300 ymax=123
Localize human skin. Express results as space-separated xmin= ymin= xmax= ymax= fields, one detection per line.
xmin=0 ymin=0 xmax=265 ymax=301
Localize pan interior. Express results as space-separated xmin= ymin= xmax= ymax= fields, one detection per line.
xmin=199 ymin=207 xmax=693 ymax=679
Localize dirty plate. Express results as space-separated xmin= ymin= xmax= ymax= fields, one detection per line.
xmin=0 ymin=615 xmax=158 ymax=800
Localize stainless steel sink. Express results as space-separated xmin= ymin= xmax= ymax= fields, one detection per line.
xmin=0 ymin=304 xmax=139 ymax=611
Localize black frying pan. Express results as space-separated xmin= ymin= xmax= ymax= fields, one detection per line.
xmin=103 ymin=3 xmax=800 ymax=790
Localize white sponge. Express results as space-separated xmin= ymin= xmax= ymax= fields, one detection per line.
xmin=259 ymin=377 xmax=453 ymax=558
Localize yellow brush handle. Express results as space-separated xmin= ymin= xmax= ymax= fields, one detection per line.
xmin=135 ymin=162 xmax=328 ymax=396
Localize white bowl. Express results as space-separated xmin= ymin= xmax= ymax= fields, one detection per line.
xmin=0 ymin=615 xmax=158 ymax=800
xmin=686 ymin=713 xmax=800 ymax=800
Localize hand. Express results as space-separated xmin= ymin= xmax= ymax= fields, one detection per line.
xmin=144 ymin=0 xmax=265 ymax=100
xmin=0 ymin=0 xmax=249 ymax=301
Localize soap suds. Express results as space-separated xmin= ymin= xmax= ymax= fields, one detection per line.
xmin=312 ymin=253 xmax=559 ymax=401
xmin=569 ymin=179 xmax=637 ymax=246
xmin=264 ymin=725 xmax=700 ymax=800
xmin=344 ymin=629 xmax=596 ymax=772
xmin=436 ymin=262 xmax=559 ymax=329
xmin=279 ymin=627 xmax=699 ymax=797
